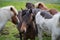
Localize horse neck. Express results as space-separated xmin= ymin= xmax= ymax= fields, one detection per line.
xmin=49 ymin=13 xmax=60 ymax=27
xmin=36 ymin=11 xmax=44 ymax=24
xmin=5 ymin=10 xmax=13 ymax=20
xmin=0 ymin=9 xmax=13 ymax=30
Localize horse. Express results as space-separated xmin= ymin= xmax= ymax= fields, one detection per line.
xmin=35 ymin=11 xmax=60 ymax=40
xmin=0 ymin=6 xmax=19 ymax=31
xmin=17 ymin=9 xmax=37 ymax=40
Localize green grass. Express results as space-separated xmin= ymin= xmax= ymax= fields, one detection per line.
xmin=0 ymin=1 xmax=60 ymax=40
xmin=0 ymin=1 xmax=26 ymax=10
xmin=0 ymin=21 xmax=20 ymax=40
xmin=46 ymin=4 xmax=60 ymax=11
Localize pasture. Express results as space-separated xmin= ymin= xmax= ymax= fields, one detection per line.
xmin=0 ymin=1 xmax=60 ymax=40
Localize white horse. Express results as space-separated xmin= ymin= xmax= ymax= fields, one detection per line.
xmin=35 ymin=11 xmax=60 ymax=40
xmin=0 ymin=6 xmax=19 ymax=31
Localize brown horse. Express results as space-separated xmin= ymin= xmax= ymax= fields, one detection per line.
xmin=17 ymin=9 xmax=37 ymax=40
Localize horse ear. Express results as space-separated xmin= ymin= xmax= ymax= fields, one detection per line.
xmin=29 ymin=9 xmax=32 ymax=13
xmin=10 ymin=7 xmax=16 ymax=15
xmin=10 ymin=7 xmax=13 ymax=11
xmin=10 ymin=7 xmax=15 ymax=12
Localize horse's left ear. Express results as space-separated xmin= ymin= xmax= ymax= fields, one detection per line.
xmin=10 ymin=7 xmax=13 ymax=11
xmin=10 ymin=7 xmax=16 ymax=15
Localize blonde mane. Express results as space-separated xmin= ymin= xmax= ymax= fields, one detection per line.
xmin=35 ymin=2 xmax=48 ymax=10
xmin=1 ymin=6 xmax=18 ymax=15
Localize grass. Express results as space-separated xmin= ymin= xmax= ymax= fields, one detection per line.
xmin=0 ymin=1 xmax=26 ymax=10
xmin=0 ymin=21 xmax=20 ymax=40
xmin=46 ymin=4 xmax=60 ymax=11
xmin=0 ymin=1 xmax=60 ymax=40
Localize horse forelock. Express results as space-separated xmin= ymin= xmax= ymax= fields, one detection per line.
xmin=10 ymin=6 xmax=18 ymax=15
xmin=1 ymin=6 xmax=18 ymax=16
xmin=35 ymin=2 xmax=46 ymax=8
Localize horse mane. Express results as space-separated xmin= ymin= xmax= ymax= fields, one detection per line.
xmin=1 ymin=6 xmax=18 ymax=15
xmin=35 ymin=2 xmax=48 ymax=9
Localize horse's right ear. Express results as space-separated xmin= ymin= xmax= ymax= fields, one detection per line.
xmin=10 ymin=7 xmax=17 ymax=15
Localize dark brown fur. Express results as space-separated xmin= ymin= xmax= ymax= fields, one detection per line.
xmin=17 ymin=9 xmax=37 ymax=40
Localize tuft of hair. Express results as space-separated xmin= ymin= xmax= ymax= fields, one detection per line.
xmin=1 ymin=6 xmax=18 ymax=15
xmin=35 ymin=2 xmax=48 ymax=10
xmin=35 ymin=2 xmax=46 ymax=7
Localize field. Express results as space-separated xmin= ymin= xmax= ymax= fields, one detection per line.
xmin=0 ymin=1 xmax=60 ymax=40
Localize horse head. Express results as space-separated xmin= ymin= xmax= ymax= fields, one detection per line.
xmin=20 ymin=9 xmax=35 ymax=33
xmin=26 ymin=2 xmax=35 ymax=9
xmin=10 ymin=6 xmax=20 ymax=24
